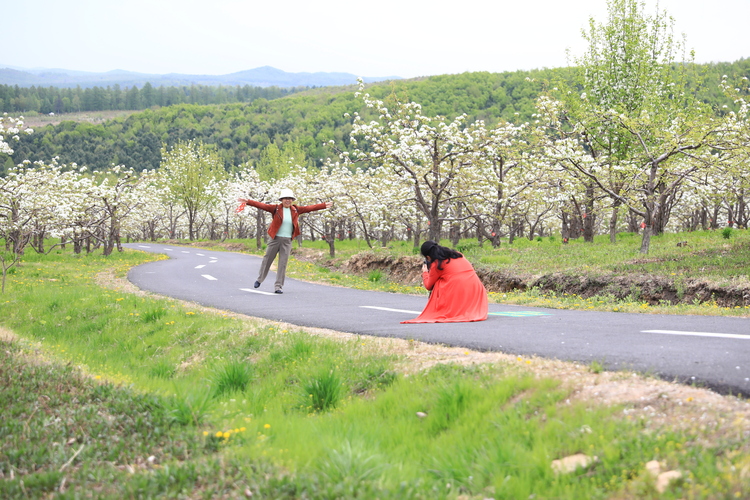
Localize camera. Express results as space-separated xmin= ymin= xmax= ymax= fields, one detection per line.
xmin=423 ymin=259 xmax=430 ymax=267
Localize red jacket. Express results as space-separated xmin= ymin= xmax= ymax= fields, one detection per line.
xmin=244 ymin=200 xmax=327 ymax=239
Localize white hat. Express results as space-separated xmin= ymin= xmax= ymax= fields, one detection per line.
xmin=278 ymin=188 xmax=296 ymax=200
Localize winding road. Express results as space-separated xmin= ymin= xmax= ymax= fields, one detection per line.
xmin=124 ymin=243 xmax=750 ymax=397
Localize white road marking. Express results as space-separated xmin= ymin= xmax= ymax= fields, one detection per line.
xmin=240 ymin=288 xmax=278 ymax=296
xmin=138 ymin=245 xmax=151 ymax=248
xmin=196 ymin=253 xmax=204 ymax=256
xmin=181 ymin=251 xmax=190 ymax=254
xmin=360 ymin=306 xmax=421 ymax=314
xmin=164 ymin=248 xmax=173 ymax=251
xmin=202 ymin=275 xmax=218 ymax=281
xmin=644 ymin=330 xmax=750 ymax=340
xmin=195 ymin=265 xmax=205 ymax=269
xmin=209 ymin=260 xmax=218 ymax=263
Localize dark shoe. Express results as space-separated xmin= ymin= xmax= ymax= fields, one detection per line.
xmin=253 ymin=281 xmax=261 ymax=288
xmin=274 ymin=290 xmax=283 ymax=294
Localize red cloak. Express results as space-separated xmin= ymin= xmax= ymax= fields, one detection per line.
xmin=401 ymin=257 xmax=488 ymax=324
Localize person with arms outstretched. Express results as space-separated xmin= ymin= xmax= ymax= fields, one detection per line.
xmin=237 ymin=188 xmax=331 ymax=294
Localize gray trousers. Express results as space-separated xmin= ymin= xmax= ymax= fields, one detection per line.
xmin=256 ymin=236 xmax=292 ymax=291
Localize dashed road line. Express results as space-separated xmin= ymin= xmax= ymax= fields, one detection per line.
xmin=195 ymin=265 xmax=206 ymax=269
xmin=201 ymin=275 xmax=218 ymax=281
xmin=240 ymin=288 xmax=278 ymax=296
xmin=196 ymin=253 xmax=205 ymax=256
xmin=360 ymin=306 xmax=421 ymax=314
xmin=489 ymin=311 xmax=552 ymax=317
xmin=644 ymin=330 xmax=749 ymax=340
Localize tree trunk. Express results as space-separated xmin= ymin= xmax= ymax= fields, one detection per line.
xmin=609 ymin=200 xmax=621 ymax=243
xmin=583 ymin=184 xmax=596 ymax=243
xmin=324 ymin=221 xmax=336 ymax=257
xmin=639 ymin=225 xmax=652 ymax=254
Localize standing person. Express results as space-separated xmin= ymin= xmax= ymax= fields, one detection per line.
xmin=237 ymin=188 xmax=331 ymax=294
xmin=401 ymin=240 xmax=488 ymax=323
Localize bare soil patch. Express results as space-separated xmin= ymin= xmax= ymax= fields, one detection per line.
xmin=22 ymin=110 xmax=138 ymax=129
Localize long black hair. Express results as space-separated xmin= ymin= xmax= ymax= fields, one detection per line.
xmin=420 ymin=240 xmax=463 ymax=271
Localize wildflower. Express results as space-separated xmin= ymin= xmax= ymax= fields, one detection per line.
xmin=264 ymin=424 xmax=271 ymax=429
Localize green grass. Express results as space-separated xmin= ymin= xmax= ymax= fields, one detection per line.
xmin=1 ymin=244 xmax=748 ymax=498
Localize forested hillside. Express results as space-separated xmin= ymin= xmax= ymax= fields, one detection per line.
xmin=0 ymin=82 xmax=307 ymax=114
xmin=4 ymin=59 xmax=749 ymax=174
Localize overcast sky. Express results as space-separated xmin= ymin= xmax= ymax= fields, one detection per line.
xmin=4 ymin=0 xmax=748 ymax=79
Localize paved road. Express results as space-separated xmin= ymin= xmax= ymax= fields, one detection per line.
xmin=125 ymin=243 xmax=750 ymax=397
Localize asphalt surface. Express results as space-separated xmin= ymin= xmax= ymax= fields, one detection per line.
xmin=124 ymin=243 xmax=750 ymax=397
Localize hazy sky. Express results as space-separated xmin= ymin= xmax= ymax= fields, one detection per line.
xmin=4 ymin=0 xmax=748 ymax=78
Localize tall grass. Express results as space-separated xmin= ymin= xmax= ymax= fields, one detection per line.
xmin=1 ymin=245 xmax=748 ymax=498
xmin=301 ymin=368 xmax=343 ymax=412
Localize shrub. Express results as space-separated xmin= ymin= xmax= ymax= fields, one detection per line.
xmin=302 ymin=369 xmax=342 ymax=412
xmin=367 ymin=269 xmax=384 ymax=282
xmin=722 ymin=227 xmax=733 ymax=239
xmin=167 ymin=388 xmax=214 ymax=426
xmin=212 ymin=361 xmax=253 ymax=398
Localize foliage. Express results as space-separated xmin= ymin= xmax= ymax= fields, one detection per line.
xmin=160 ymin=140 xmax=225 ymax=240
xmin=301 ymin=368 xmax=343 ymax=412
xmin=0 ymin=82 xmax=306 ymax=114
xmin=211 ymin=361 xmax=254 ymax=399
xmin=537 ymin=0 xmax=749 ymax=253
xmin=6 ymin=60 xmax=747 ymax=174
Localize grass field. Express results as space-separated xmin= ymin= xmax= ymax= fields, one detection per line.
xmin=1 ymin=237 xmax=749 ymax=498
xmin=20 ymin=110 xmax=138 ymax=129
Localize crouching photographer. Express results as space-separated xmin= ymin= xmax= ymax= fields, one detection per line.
xmin=402 ymin=240 xmax=488 ymax=324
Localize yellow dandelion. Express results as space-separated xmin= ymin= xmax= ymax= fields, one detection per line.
xmin=215 ymin=431 xmax=223 ymax=438
xmin=203 ymin=431 xmax=209 ymax=436
xmin=264 ymin=424 xmax=271 ymax=429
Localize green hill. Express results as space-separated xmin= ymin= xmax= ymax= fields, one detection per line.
xmin=5 ymin=59 xmax=748 ymax=173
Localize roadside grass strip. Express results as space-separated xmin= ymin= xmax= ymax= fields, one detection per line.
xmin=0 ymin=247 xmax=748 ymax=498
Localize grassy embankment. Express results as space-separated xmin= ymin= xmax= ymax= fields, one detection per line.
xmin=0 ymin=236 xmax=748 ymax=498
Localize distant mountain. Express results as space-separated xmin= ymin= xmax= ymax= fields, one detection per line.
xmin=0 ymin=65 xmax=401 ymax=89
